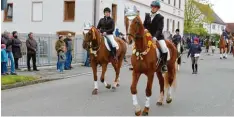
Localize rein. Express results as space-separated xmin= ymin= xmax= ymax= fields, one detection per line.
xmin=85 ymin=28 xmax=102 ymax=57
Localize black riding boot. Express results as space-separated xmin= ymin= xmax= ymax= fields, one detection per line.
xmin=161 ymin=52 xmax=168 ymax=72
xmin=112 ymin=47 xmax=118 ymax=61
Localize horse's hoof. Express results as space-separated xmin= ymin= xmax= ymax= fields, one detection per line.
xmin=142 ymin=112 xmax=148 ymax=116
xmin=92 ymin=89 xmax=98 ymax=95
xmin=156 ymin=102 xmax=163 ymax=106
xmin=106 ymin=84 xmax=111 ymax=89
xmin=166 ymin=98 xmax=172 ymax=104
xmin=116 ymin=84 xmax=120 ymax=87
xmin=112 ymin=86 xmax=116 ymax=91
xmin=135 ymin=111 xmax=142 ymax=116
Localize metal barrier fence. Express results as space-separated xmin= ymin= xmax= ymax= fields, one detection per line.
xmin=10 ymin=33 xmax=132 ymax=68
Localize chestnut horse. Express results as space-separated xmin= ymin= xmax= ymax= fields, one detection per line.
xmin=82 ymin=26 xmax=127 ymax=95
xmin=125 ymin=15 xmax=177 ymax=116
xmin=219 ymin=34 xmax=229 ymax=59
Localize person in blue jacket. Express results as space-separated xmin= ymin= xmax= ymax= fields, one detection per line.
xmin=187 ymin=38 xmax=202 ymax=74
xmin=1 ymin=44 xmax=8 ymax=75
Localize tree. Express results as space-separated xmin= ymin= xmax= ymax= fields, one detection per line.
xmin=184 ymin=0 xmax=214 ymax=35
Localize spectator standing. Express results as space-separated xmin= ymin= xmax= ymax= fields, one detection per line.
xmin=1 ymin=44 xmax=8 ymax=75
xmin=55 ymin=35 xmax=65 ymax=71
xmin=187 ymin=38 xmax=202 ymax=74
xmin=12 ymin=31 xmax=22 ymax=70
xmin=58 ymin=46 xmax=66 ymax=73
xmin=26 ymin=32 xmax=39 ymax=71
xmin=63 ymin=33 xmax=73 ymax=70
xmin=1 ymin=31 xmax=17 ymax=75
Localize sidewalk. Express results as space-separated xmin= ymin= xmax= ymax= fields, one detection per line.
xmin=16 ymin=61 xmax=131 ymax=80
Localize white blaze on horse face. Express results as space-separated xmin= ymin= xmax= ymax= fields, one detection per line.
xmin=145 ymin=97 xmax=150 ymax=107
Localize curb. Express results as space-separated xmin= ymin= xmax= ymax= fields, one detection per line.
xmin=1 ymin=78 xmax=61 ymax=90
xmin=1 ymin=63 xmax=131 ymax=90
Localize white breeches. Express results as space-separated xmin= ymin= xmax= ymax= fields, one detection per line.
xmin=158 ymin=40 xmax=168 ymax=53
xmin=104 ymin=35 xmax=119 ymax=51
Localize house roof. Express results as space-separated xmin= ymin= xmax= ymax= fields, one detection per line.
xmin=194 ymin=2 xmax=226 ymax=25
xmin=226 ymin=23 xmax=234 ymax=33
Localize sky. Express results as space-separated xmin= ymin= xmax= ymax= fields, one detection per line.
xmin=209 ymin=0 xmax=234 ymax=23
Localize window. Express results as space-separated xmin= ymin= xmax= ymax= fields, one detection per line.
xmin=221 ymin=26 xmax=224 ymax=30
xmin=177 ymin=21 xmax=180 ymax=30
xmin=168 ymin=0 xmax=170 ymax=4
xmin=32 ymin=2 xmax=43 ymax=22
xmin=167 ymin=19 xmax=169 ymax=31
xmin=212 ymin=24 xmax=216 ymax=29
xmin=174 ymin=0 xmax=176 ymax=6
xmin=172 ymin=20 xmax=175 ymax=32
xmin=4 ymin=3 xmax=13 ymax=22
xmin=64 ymin=1 xmax=75 ymax=21
xmin=112 ymin=4 xmax=117 ymax=23
xmin=179 ymin=0 xmax=181 ymax=9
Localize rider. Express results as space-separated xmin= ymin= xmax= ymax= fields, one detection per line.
xmin=172 ymin=29 xmax=182 ymax=46
xmin=222 ymin=28 xmax=229 ymax=47
xmin=144 ymin=0 xmax=168 ymax=72
xmin=97 ymin=7 xmax=119 ymax=61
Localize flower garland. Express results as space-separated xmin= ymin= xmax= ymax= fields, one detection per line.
xmin=132 ymin=32 xmax=156 ymax=60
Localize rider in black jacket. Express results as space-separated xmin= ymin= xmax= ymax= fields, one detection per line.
xmin=97 ymin=7 xmax=119 ymax=60
xmin=144 ymin=0 xmax=168 ymax=72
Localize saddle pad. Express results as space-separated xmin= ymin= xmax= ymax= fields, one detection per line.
xmin=156 ymin=47 xmax=171 ymax=61
xmin=104 ymin=36 xmax=119 ymax=51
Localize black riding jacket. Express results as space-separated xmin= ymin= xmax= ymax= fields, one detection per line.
xmin=97 ymin=16 xmax=115 ymax=35
xmin=144 ymin=13 xmax=164 ymax=40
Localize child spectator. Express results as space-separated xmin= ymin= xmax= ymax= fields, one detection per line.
xmin=1 ymin=44 xmax=8 ymax=75
xmin=58 ymin=46 xmax=66 ymax=73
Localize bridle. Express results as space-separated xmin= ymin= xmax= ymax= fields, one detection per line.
xmin=126 ymin=18 xmax=143 ymax=41
xmin=84 ymin=28 xmax=101 ymax=52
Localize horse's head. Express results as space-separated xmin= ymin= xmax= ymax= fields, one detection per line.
xmin=124 ymin=6 xmax=144 ymax=44
xmin=83 ymin=24 xmax=100 ymax=51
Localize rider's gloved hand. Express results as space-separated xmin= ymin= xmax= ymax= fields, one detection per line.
xmin=153 ymin=37 xmax=157 ymax=41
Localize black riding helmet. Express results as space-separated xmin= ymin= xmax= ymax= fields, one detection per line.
xmin=175 ymin=29 xmax=180 ymax=32
xmin=104 ymin=7 xmax=111 ymax=13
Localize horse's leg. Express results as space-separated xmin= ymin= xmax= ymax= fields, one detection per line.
xmin=91 ymin=62 xmax=98 ymax=95
xmin=220 ymin=48 xmax=223 ymax=59
xmin=112 ymin=56 xmax=123 ymax=89
xmin=177 ymin=56 xmax=181 ymax=71
xmin=100 ymin=63 xmax=111 ymax=89
xmin=131 ymin=71 xmax=141 ymax=116
xmin=165 ymin=64 xmax=177 ymax=104
xmin=156 ymin=71 xmax=164 ymax=106
xmin=142 ymin=72 xmax=154 ymax=116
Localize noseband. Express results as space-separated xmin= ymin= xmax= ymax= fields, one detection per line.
xmin=126 ymin=19 xmax=143 ymax=40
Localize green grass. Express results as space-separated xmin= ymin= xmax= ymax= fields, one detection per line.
xmin=1 ymin=75 xmax=38 ymax=85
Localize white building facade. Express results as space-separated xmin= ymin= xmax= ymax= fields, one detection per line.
xmin=203 ymin=23 xmax=226 ymax=35
xmin=1 ymin=0 xmax=185 ymax=36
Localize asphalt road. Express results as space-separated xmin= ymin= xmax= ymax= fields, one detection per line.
xmin=1 ymin=52 xmax=234 ymax=116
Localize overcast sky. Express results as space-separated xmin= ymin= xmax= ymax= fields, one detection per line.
xmin=209 ymin=0 xmax=234 ymax=23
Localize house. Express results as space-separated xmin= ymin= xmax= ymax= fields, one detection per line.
xmin=1 ymin=0 xmax=185 ymax=36
xmin=226 ymin=23 xmax=234 ymax=33
xmin=194 ymin=2 xmax=226 ymax=35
